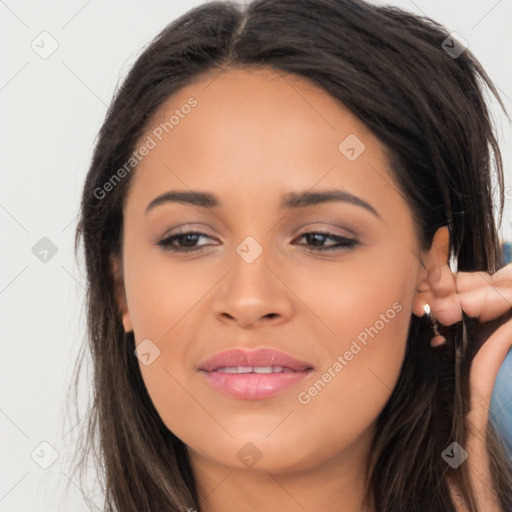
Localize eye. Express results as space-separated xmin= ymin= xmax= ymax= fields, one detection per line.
xmin=157 ymin=230 xmax=358 ymax=253
xmin=292 ymin=231 xmax=358 ymax=252
xmin=157 ymin=231 xmax=215 ymax=253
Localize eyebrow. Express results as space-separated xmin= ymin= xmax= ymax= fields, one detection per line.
xmin=145 ymin=189 xmax=380 ymax=218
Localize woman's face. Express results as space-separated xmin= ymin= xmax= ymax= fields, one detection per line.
xmin=115 ymin=67 xmax=426 ymax=474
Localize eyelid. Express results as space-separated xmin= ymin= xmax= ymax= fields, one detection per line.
xmin=294 ymin=229 xmax=355 ymax=240
xmin=160 ymin=223 xmax=215 ymax=237
xmin=159 ymin=222 xmax=356 ymax=242
xmin=293 ymin=222 xmax=357 ymax=238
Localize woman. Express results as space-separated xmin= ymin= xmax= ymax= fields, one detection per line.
xmin=71 ymin=0 xmax=512 ymax=510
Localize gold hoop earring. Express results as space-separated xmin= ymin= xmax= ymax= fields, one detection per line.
xmin=424 ymin=304 xmax=447 ymax=348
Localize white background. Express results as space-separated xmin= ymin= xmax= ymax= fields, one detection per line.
xmin=1 ymin=1 xmax=511 ymax=510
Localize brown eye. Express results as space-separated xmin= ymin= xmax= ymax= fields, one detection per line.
xmin=293 ymin=232 xmax=358 ymax=251
xmin=157 ymin=231 xmax=214 ymax=252
xmin=157 ymin=230 xmax=358 ymax=254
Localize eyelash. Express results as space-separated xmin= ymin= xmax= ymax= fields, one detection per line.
xmin=157 ymin=230 xmax=358 ymax=253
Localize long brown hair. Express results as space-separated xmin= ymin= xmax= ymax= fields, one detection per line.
xmin=69 ymin=1 xmax=512 ymax=510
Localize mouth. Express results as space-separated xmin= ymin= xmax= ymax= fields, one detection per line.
xmin=212 ymin=366 xmax=297 ymax=373
xmin=198 ymin=348 xmax=314 ymax=400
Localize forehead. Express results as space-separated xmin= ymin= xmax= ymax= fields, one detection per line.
xmin=144 ymin=66 xmax=379 ymax=164
xmin=125 ymin=67 xmax=403 ymax=219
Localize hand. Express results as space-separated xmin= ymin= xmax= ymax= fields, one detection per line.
xmin=440 ymin=263 xmax=512 ymax=512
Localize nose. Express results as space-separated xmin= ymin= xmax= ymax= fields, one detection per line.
xmin=211 ymin=249 xmax=294 ymax=329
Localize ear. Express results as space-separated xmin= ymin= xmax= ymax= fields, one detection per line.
xmin=412 ymin=226 xmax=462 ymax=325
xmin=110 ymin=255 xmax=133 ymax=333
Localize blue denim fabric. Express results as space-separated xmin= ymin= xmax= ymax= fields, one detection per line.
xmin=490 ymin=349 xmax=512 ymax=460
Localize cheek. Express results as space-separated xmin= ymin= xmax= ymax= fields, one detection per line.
xmin=287 ymin=283 xmax=411 ymax=466
xmin=288 ymin=252 xmax=413 ymax=429
xmin=287 ymin=247 xmax=415 ymax=348
xmin=124 ymin=248 xmax=217 ymax=344
xmin=123 ymin=255 xmax=223 ymax=424
xmin=297 ymin=277 xmax=410 ymax=408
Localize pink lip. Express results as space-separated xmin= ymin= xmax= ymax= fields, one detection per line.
xmin=198 ymin=348 xmax=314 ymax=400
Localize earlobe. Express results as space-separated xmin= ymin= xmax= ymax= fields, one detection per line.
xmin=412 ymin=226 xmax=462 ymax=325
xmin=122 ymin=311 xmax=133 ymax=333
xmin=110 ymin=255 xmax=133 ymax=333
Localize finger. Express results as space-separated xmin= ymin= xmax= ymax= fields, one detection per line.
xmin=462 ymin=322 xmax=512 ymax=512
xmin=469 ymin=317 xmax=512 ymax=403
xmin=456 ymin=271 xmax=492 ymax=292
xmin=456 ymin=263 xmax=512 ymax=294
xmin=456 ymin=283 xmax=512 ymax=322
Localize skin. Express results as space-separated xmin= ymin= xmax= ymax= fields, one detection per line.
xmin=111 ymin=67 xmax=511 ymax=512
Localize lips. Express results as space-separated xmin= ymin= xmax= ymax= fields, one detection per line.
xmin=198 ymin=348 xmax=314 ymax=400
xmin=198 ymin=348 xmax=313 ymax=372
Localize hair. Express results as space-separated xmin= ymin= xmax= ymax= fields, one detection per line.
xmin=69 ymin=0 xmax=512 ymax=510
